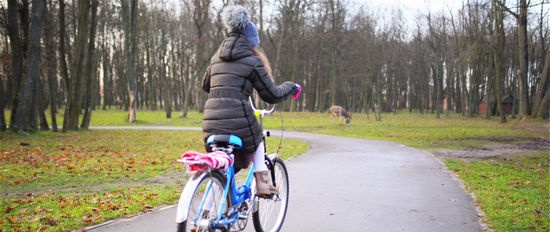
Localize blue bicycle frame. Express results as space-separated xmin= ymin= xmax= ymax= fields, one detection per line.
xmin=178 ymin=98 xmax=286 ymax=232
xmin=192 ymin=161 xmax=256 ymax=229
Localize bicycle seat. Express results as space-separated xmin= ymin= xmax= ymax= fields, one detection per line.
xmin=206 ymin=134 xmax=243 ymax=150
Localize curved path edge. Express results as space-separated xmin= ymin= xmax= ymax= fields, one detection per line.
xmin=85 ymin=126 xmax=484 ymax=232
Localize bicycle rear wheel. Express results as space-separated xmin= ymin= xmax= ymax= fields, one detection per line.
xmin=252 ymin=158 xmax=289 ymax=232
xmin=176 ymin=171 xmax=231 ymax=232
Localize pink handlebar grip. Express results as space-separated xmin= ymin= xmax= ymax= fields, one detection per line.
xmin=292 ymin=84 xmax=302 ymax=99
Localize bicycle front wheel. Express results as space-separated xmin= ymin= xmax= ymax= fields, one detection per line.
xmin=252 ymin=158 xmax=289 ymax=232
xmin=176 ymin=171 xmax=230 ymax=232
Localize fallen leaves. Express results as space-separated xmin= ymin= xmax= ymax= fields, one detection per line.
xmin=1 ymin=143 xmax=158 ymax=189
xmin=82 ymin=208 xmax=102 ymax=224
xmin=1 ymin=130 xmax=202 ymax=231
xmin=1 ymin=186 xmax=179 ymax=231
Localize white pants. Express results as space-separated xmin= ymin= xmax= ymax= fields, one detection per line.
xmin=253 ymin=142 xmax=268 ymax=172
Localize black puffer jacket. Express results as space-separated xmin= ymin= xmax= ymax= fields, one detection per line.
xmin=202 ymin=32 xmax=298 ymax=160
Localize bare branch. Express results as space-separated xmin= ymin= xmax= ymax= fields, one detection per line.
xmin=494 ymin=0 xmax=519 ymax=18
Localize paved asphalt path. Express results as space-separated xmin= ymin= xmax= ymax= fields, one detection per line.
xmin=86 ymin=127 xmax=483 ymax=232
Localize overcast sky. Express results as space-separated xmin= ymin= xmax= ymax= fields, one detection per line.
xmin=345 ymin=0 xmax=465 ymax=35
xmin=350 ymin=0 xmax=465 ymax=23
xmin=355 ymin=0 xmax=464 ymax=12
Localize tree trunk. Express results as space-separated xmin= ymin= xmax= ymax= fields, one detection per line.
xmin=58 ymin=0 xmax=70 ymax=118
xmin=532 ymin=49 xmax=550 ymax=118
xmin=497 ymin=0 xmax=532 ymax=117
xmin=37 ymin=79 xmax=49 ymax=130
xmin=0 ymin=25 xmax=8 ymax=131
xmin=81 ymin=0 xmax=99 ymax=129
xmin=122 ymin=0 xmax=138 ymax=123
xmin=44 ymin=0 xmax=58 ymax=132
xmin=13 ymin=0 xmax=44 ymax=132
xmin=7 ymin=0 xmax=27 ymax=132
xmin=517 ymin=0 xmax=529 ymax=118
xmin=329 ymin=0 xmax=338 ymax=106
xmin=130 ymin=0 xmax=138 ymax=122
xmin=181 ymin=73 xmax=193 ymax=118
xmin=492 ymin=0 xmax=507 ymax=123
xmin=0 ymin=68 xmax=6 ymax=131
xmin=64 ymin=0 xmax=90 ymax=131
xmin=164 ymin=73 xmax=172 ymax=119
xmin=102 ymin=44 xmax=111 ymax=110
xmin=60 ymin=0 xmax=71 ymax=132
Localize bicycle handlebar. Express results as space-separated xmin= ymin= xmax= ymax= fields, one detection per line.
xmin=249 ymin=97 xmax=275 ymax=119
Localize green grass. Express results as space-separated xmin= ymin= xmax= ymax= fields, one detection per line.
xmin=0 ymin=130 xmax=203 ymax=193
xmin=277 ymin=111 xmax=545 ymax=150
xmin=88 ymin=109 xmax=205 ymax=127
xmin=446 ymin=153 xmax=549 ymax=232
xmin=0 ymin=127 xmax=306 ymax=231
xmin=1 ymin=183 xmax=181 ymax=231
xmin=1 ymin=109 xmax=548 ymax=231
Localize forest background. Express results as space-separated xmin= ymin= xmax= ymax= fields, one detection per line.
xmin=0 ymin=0 xmax=548 ymax=231
xmin=0 ymin=0 xmax=549 ymax=132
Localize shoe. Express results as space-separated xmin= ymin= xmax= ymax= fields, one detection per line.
xmin=254 ymin=171 xmax=278 ymax=196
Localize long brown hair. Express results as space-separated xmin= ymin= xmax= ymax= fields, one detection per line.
xmin=253 ymin=47 xmax=274 ymax=81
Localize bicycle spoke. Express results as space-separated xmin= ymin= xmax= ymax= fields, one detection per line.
xmin=253 ymin=158 xmax=289 ymax=232
xmin=177 ymin=171 xmax=229 ymax=232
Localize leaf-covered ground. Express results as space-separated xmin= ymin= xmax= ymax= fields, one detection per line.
xmin=0 ymin=129 xmax=307 ymax=231
xmin=0 ymin=130 xmax=200 ymax=231
xmin=0 ymin=111 xmax=547 ymax=231
xmin=432 ymin=137 xmax=549 ymax=159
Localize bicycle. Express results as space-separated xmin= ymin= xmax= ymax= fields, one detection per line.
xmin=175 ymin=98 xmax=290 ymax=232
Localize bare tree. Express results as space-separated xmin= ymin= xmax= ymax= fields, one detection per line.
xmin=410 ymin=24 xmax=431 ymax=115
xmin=1 ymin=0 xmax=549 ymax=133
xmin=531 ymin=1 xmax=550 ymax=119
xmin=328 ymin=0 xmax=344 ymax=107
xmin=448 ymin=8 xmax=468 ymax=115
xmin=44 ymin=0 xmax=58 ymax=131
xmin=0 ymin=4 xmax=8 ymax=131
xmin=12 ymin=0 xmax=43 ymax=132
xmin=7 ymin=0 xmax=28 ymax=132
xmin=58 ymin=0 xmax=70 ymax=114
xmin=426 ymin=13 xmax=445 ymax=119
xmin=63 ymin=0 xmax=90 ymax=131
xmin=100 ymin=2 xmax=114 ymax=110
xmin=181 ymin=0 xmax=211 ymax=118
xmin=532 ymin=49 xmax=550 ymax=118
xmin=0 ymin=63 xmax=5 ymax=131
xmin=272 ymin=0 xmax=309 ymax=111
xmin=80 ymin=0 xmax=99 ymax=129
xmin=465 ymin=1 xmax=490 ymax=117
xmin=495 ymin=0 xmax=530 ymax=118
xmin=490 ymin=0 xmax=507 ymax=123
xmin=121 ymin=0 xmax=139 ymax=123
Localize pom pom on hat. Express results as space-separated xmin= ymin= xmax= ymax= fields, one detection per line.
xmin=221 ymin=5 xmax=250 ymax=31
xmin=221 ymin=5 xmax=260 ymax=47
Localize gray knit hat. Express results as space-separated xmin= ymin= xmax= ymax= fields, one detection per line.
xmin=221 ymin=5 xmax=260 ymax=47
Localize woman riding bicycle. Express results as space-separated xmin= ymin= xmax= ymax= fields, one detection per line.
xmin=201 ymin=5 xmax=301 ymax=196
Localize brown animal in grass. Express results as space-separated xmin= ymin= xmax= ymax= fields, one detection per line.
xmin=329 ymin=105 xmax=351 ymax=124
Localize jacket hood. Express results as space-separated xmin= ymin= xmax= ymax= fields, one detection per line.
xmin=218 ymin=33 xmax=254 ymax=61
